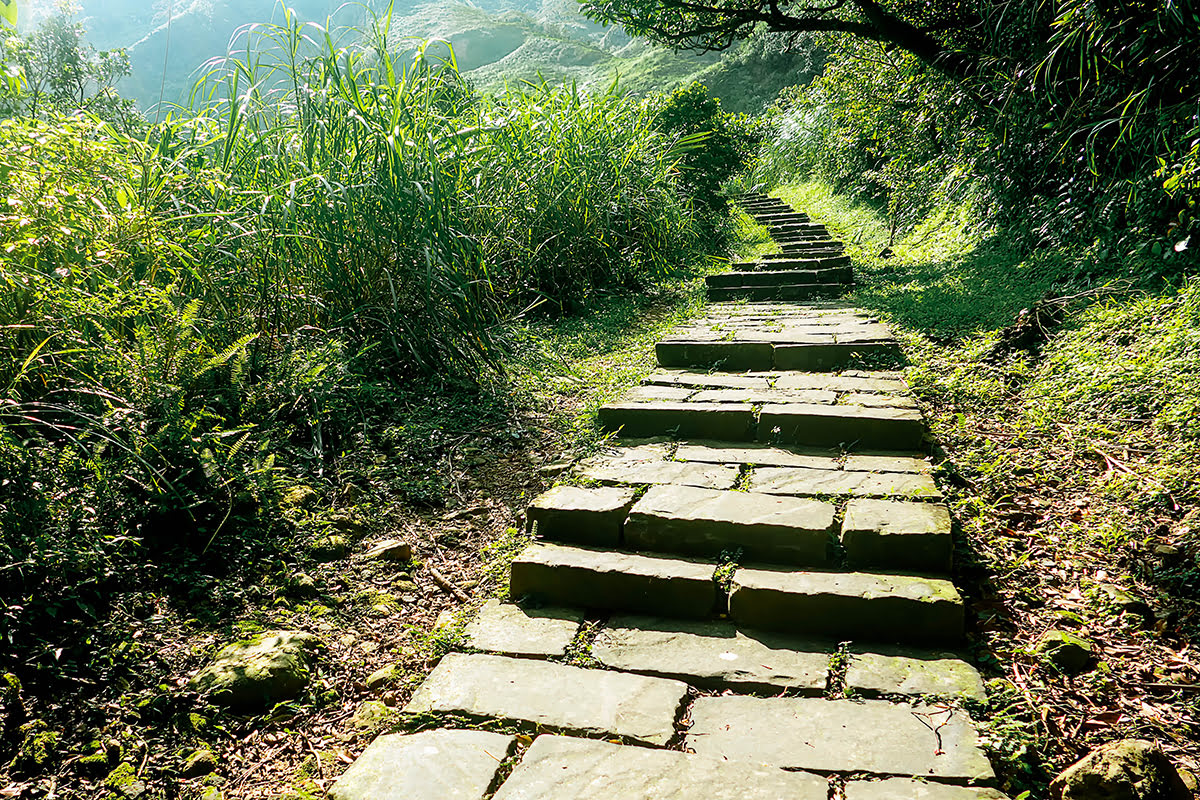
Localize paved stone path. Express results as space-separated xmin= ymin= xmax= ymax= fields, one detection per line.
xmin=330 ymin=193 xmax=1008 ymax=799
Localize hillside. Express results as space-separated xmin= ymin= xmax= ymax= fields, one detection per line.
xmin=17 ymin=0 xmax=811 ymax=114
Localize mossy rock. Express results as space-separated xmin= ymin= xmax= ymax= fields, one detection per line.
xmin=9 ymin=719 xmax=61 ymax=774
xmin=188 ymin=630 xmax=321 ymax=709
xmin=180 ymin=748 xmax=218 ymax=778
xmin=1036 ymin=630 xmax=1095 ymax=674
xmin=1051 ymin=739 xmax=1191 ymax=799
xmin=104 ymin=762 xmax=146 ymax=797
xmin=310 ymin=535 xmax=349 ymax=562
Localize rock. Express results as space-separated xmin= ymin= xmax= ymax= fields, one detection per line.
xmin=330 ymin=513 xmax=366 ymax=535
xmin=279 ymin=485 xmax=317 ymax=509
xmin=188 ymin=630 xmax=320 ymax=709
xmin=1051 ymin=739 xmax=1191 ymax=800
xmin=434 ymin=609 xmax=456 ymax=630
xmin=289 ymin=573 xmax=318 ymax=598
xmin=1035 ymin=630 xmax=1095 ymax=674
xmin=845 ymin=647 xmax=986 ymax=701
xmin=105 ymin=762 xmax=147 ymax=798
xmin=180 ymin=748 xmax=217 ymax=778
xmin=200 ymin=789 xmax=224 ymax=800
xmin=365 ymin=663 xmax=404 ymax=691
xmin=1098 ymin=584 xmax=1152 ymax=618
xmin=9 ymin=719 xmax=60 ymax=774
xmin=463 ymin=599 xmax=583 ymax=658
xmin=527 ymin=485 xmax=638 ymax=547
xmin=349 ymin=700 xmax=394 ymax=731
xmin=311 ymin=535 xmax=349 ymax=562
xmin=363 ymin=539 xmax=413 ymax=562
xmin=0 ymin=672 xmax=24 ymax=741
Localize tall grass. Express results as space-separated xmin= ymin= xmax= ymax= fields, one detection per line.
xmin=0 ymin=5 xmax=726 ymax=682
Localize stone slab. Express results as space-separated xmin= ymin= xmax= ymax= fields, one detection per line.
xmin=509 ymin=543 xmax=717 ymax=618
xmin=748 ymin=467 xmax=943 ymax=500
xmin=329 ymin=728 xmax=515 ymax=800
xmin=773 ymin=374 xmax=909 ymax=394
xmin=643 ymin=371 xmax=772 ymax=390
xmin=842 ymin=499 xmax=953 ymax=571
xmin=774 ymin=343 xmax=903 ymax=371
xmin=463 ymin=599 xmax=584 ymax=659
xmin=620 ymin=385 xmax=696 ymax=402
xmin=577 ymin=455 xmax=740 ymax=490
xmin=675 ymin=441 xmax=840 ymax=470
xmin=599 ymin=402 xmax=756 ymax=440
xmin=760 ymin=403 xmax=924 ymax=450
xmin=729 ymin=568 xmax=964 ymax=644
xmin=843 ymin=392 xmax=918 ymax=408
xmin=845 ymin=454 xmax=932 ymax=473
xmin=493 ymin=734 xmax=828 ymax=800
xmin=690 ymin=388 xmax=836 ymax=405
xmin=656 ymin=340 xmax=774 ymax=371
xmin=625 ymin=484 xmax=834 ymax=565
xmin=528 ymin=485 xmax=638 ymax=546
xmin=686 ymin=695 xmax=994 ymax=780
xmin=593 ymin=615 xmax=830 ymax=693
xmin=846 ymin=647 xmax=987 ymax=701
xmin=846 ymin=778 xmax=1009 ymax=799
xmin=405 ymin=653 xmax=688 ymax=746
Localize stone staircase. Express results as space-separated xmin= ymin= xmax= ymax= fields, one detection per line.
xmin=706 ymin=192 xmax=854 ymax=302
xmin=328 ymin=198 xmax=1007 ymax=800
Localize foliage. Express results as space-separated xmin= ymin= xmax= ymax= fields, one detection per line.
xmin=0 ymin=6 xmax=730 ymax=705
xmin=0 ymin=7 xmax=137 ymax=126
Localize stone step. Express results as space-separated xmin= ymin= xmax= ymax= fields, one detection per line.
xmin=494 ymin=735 xmax=828 ymax=800
xmin=598 ymin=400 xmax=756 ymax=439
xmin=769 ymin=224 xmax=829 ymax=235
xmin=404 ymin=653 xmax=689 ymax=745
xmin=685 ymin=695 xmax=994 ymax=780
xmin=846 ymin=645 xmax=986 ymax=701
xmin=762 ymin=248 xmax=843 ymax=258
xmin=751 ymin=213 xmax=811 ymax=223
xmin=509 ymin=542 xmax=718 ymax=618
xmin=841 ymin=498 xmax=953 ymax=572
xmin=750 ymin=256 xmax=851 ymax=270
xmin=707 ymin=268 xmax=852 ymax=288
xmin=760 ymin=403 xmax=924 ymax=449
xmin=624 ymin=484 xmax=836 ymax=565
xmin=707 ymin=284 xmax=848 ymax=303
xmin=656 ymin=339 xmax=903 ymax=372
xmin=592 ymin=615 xmax=832 ymax=694
xmin=462 ymin=599 xmax=584 ymax=659
xmin=729 ymin=567 xmax=964 ymax=644
xmin=329 ymin=729 xmax=516 ymax=800
xmin=527 ymin=485 xmax=637 ymax=546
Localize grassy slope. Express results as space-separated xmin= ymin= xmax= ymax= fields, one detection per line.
xmin=776 ymin=180 xmax=1200 ymax=795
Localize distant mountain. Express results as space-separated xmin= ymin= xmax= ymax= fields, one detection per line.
xmin=18 ymin=0 xmax=818 ymax=114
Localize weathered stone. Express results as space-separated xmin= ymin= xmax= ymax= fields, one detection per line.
xmin=180 ymin=749 xmax=217 ymax=779
xmin=656 ymin=340 xmax=775 ymax=371
xmin=643 ymin=370 xmax=772 ymax=390
xmin=188 ymin=630 xmax=320 ymax=709
xmin=690 ymin=388 xmax=837 ymax=405
xmin=842 ymin=392 xmax=918 ymax=408
xmin=599 ymin=401 xmax=756 ymax=440
xmin=748 ymin=467 xmax=942 ymax=500
xmin=463 ymin=599 xmax=583 ymax=658
xmin=404 ymin=653 xmax=688 ymax=745
xmin=729 ymin=568 xmax=963 ymax=644
xmin=1035 ymin=630 xmax=1096 ymax=674
xmin=686 ymin=695 xmax=993 ymax=780
xmin=620 ymin=385 xmax=696 ymax=402
xmin=760 ymin=403 xmax=924 ymax=449
xmin=577 ymin=454 xmax=739 ymax=490
xmin=365 ymin=663 xmax=404 ymax=690
xmin=841 ymin=499 xmax=953 ymax=572
xmin=329 ymin=729 xmax=515 ymax=800
xmin=349 ymin=700 xmax=395 ymax=730
xmin=674 ymin=441 xmax=840 ymax=470
xmin=773 ymin=342 xmax=903 ymax=371
xmin=593 ymin=616 xmax=830 ymax=693
xmin=311 ymin=534 xmax=350 ymax=562
xmin=1050 ymin=739 xmax=1191 ymax=800
xmin=847 ymin=778 xmax=1010 ymax=799
xmin=363 ymin=539 xmax=413 ymax=562
xmin=773 ymin=374 xmax=909 ymax=394
xmin=526 ymin=485 xmax=637 ymax=546
xmin=625 ymin=485 xmax=834 ymax=565
xmin=846 ymin=648 xmax=986 ymax=701
xmin=509 ymin=543 xmax=717 ymax=618
xmin=844 ymin=454 xmax=932 ymax=473
xmin=493 ymin=735 xmax=829 ymax=800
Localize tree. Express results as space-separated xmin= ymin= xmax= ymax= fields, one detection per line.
xmin=0 ymin=6 xmax=138 ymax=126
xmin=581 ymin=0 xmax=983 ymax=80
